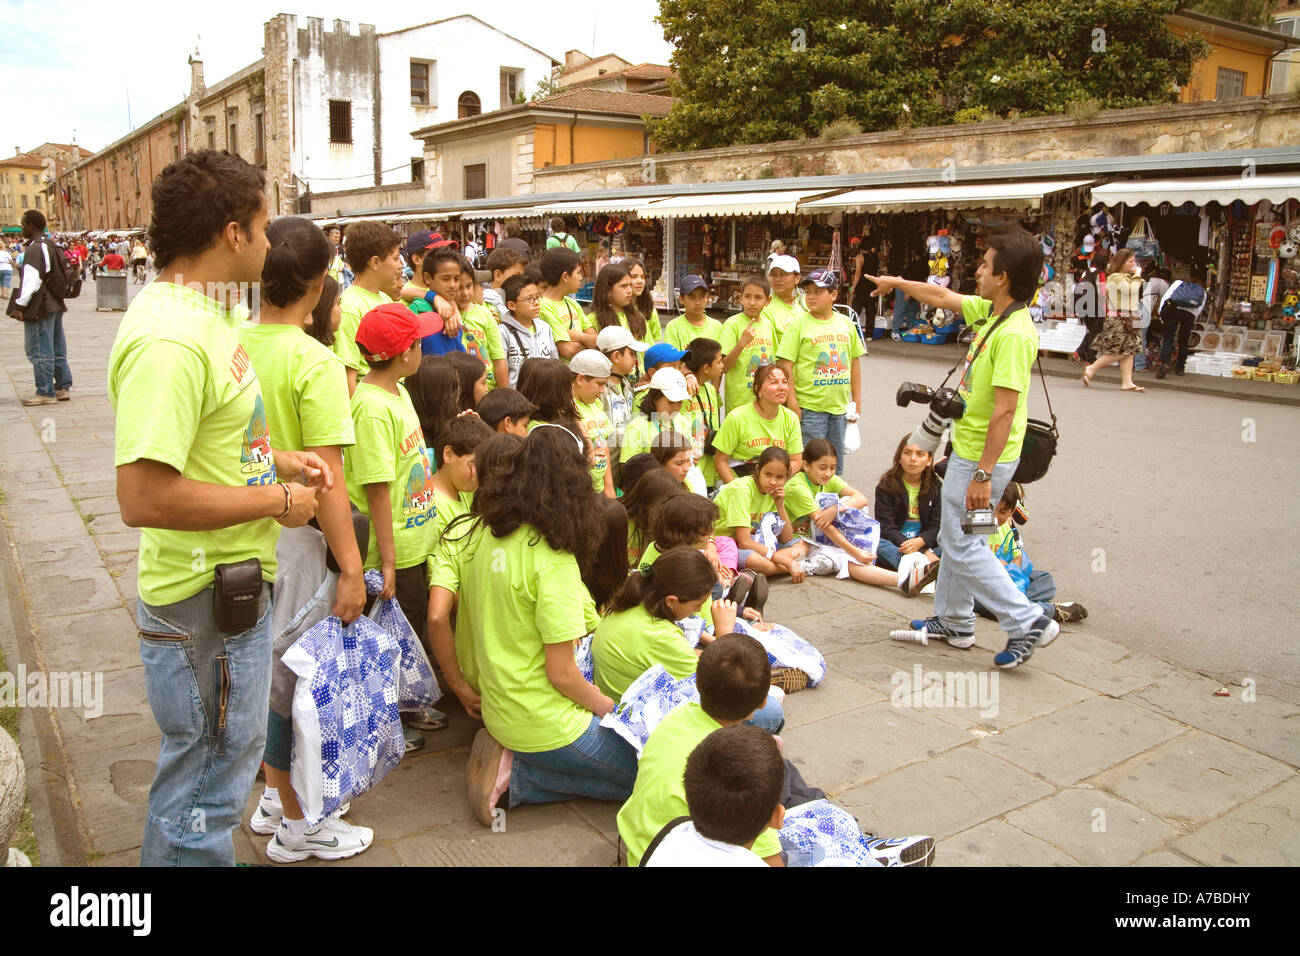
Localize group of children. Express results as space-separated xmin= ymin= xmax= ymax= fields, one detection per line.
xmin=240 ymin=216 xmax=1084 ymax=866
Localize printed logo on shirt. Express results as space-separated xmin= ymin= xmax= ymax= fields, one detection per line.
xmin=402 ymin=445 xmax=436 ymax=527
xmin=241 ymin=394 xmax=278 ymax=486
xmin=811 ymin=333 xmax=851 ymax=387
xmin=744 ymin=346 xmax=772 ymax=386
xmin=229 ymin=344 xmax=256 ymax=388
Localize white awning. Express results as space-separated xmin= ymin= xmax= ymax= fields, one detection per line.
xmin=456 ymin=206 xmax=538 ymax=220
xmin=639 ymin=189 xmax=829 ymax=219
xmin=539 ymin=197 xmax=669 ymax=216
xmin=799 ymin=180 xmax=1093 ymax=214
xmin=1091 ymin=173 xmax=1300 ymax=207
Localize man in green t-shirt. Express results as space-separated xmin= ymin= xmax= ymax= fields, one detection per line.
xmin=866 ymin=225 xmax=1059 ymax=670
xmin=545 ymin=216 xmax=582 ymax=253
xmin=109 ymin=151 xmax=330 ymax=867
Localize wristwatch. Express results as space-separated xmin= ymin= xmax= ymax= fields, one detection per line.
xmin=973 ymin=469 xmax=991 ymax=483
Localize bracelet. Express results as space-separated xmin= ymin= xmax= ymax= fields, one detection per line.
xmin=278 ymin=483 xmax=292 ymax=518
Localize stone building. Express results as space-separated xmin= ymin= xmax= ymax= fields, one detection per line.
xmin=1 ymin=151 xmax=49 ymax=233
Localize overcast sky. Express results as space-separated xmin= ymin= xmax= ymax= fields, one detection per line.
xmin=2 ymin=1 xmax=675 ymax=154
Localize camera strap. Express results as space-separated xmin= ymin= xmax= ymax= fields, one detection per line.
xmin=936 ymin=300 xmax=1026 ymax=391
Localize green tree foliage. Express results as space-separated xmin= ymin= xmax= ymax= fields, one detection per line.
xmin=1185 ymin=0 xmax=1275 ymax=28
xmin=649 ymin=0 xmax=1211 ymax=151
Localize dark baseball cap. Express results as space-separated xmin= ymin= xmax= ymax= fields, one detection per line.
xmin=799 ymin=268 xmax=840 ymax=291
xmin=403 ymin=230 xmax=458 ymax=260
xmin=679 ymin=274 xmax=709 ymax=295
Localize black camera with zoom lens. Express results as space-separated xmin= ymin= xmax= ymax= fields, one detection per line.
xmin=895 ymin=382 xmax=967 ymax=420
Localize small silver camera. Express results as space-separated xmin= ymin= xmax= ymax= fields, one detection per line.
xmin=961 ymin=508 xmax=999 ymax=535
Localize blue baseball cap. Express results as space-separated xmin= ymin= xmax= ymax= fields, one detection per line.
xmin=645 ymin=342 xmax=691 ymax=368
xmin=799 ymin=267 xmax=840 ymax=291
xmin=679 ymin=274 xmax=709 ymax=295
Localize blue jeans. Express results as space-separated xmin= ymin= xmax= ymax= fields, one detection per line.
xmin=799 ymin=410 xmax=848 ymax=475
xmin=509 ymin=716 xmax=638 ymax=807
xmin=23 ymin=310 xmax=72 ymax=397
xmin=876 ymin=539 xmax=940 ymax=571
xmin=976 ymin=567 xmax=1057 ymax=621
xmin=750 ymin=689 xmax=785 ymax=733
xmin=893 ymin=293 xmax=918 ymax=332
xmin=933 ymin=455 xmax=1042 ymax=637
xmin=137 ymin=585 xmax=273 ymax=866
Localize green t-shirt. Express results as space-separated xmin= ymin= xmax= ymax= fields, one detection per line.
xmin=989 ymin=521 xmax=1023 ymax=563
xmin=592 ymin=604 xmax=698 ymax=701
xmin=108 ymin=281 xmax=281 ymax=606
xmin=616 ymin=702 xmax=781 ymax=865
xmin=576 ymin=398 xmax=613 ymax=492
xmin=461 ymin=304 xmax=506 ymax=391
xmin=680 ymin=380 xmax=721 ymax=488
xmin=718 ymin=312 xmax=779 ymax=412
xmin=546 ymin=233 xmax=582 ymax=253
xmin=591 ymin=309 xmax=662 ymax=366
xmin=237 ymin=323 xmax=354 ymax=453
xmin=344 ymin=382 xmax=435 ymax=571
xmin=426 ymin=517 xmax=481 ymax=693
xmin=662 ymin=314 xmax=723 ymax=352
xmin=952 ymin=297 xmax=1038 ymax=463
xmin=711 ymin=402 xmax=803 ymax=466
xmin=775 ymin=310 xmax=865 ymax=414
xmin=433 ymin=523 xmax=592 ymax=752
xmin=334 ymin=285 xmax=393 ymax=374
xmin=713 ymin=476 xmax=775 ymax=536
xmin=783 ymin=471 xmax=847 ymax=528
xmin=619 ymin=411 xmax=692 ymax=463
xmin=761 ymin=295 xmax=805 ymax=338
xmin=539 ymin=296 xmax=591 ymax=346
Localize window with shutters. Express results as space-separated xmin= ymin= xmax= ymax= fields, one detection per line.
xmin=1215 ymin=67 xmax=1246 ymax=100
xmin=500 ymin=69 xmax=522 ymax=108
xmin=228 ymin=110 xmax=239 ymax=157
xmin=464 ymin=163 xmax=486 ymax=200
xmin=329 ymin=100 xmax=353 ymax=144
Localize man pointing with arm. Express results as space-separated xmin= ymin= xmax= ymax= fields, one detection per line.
xmin=866 ymin=225 xmax=1058 ymax=669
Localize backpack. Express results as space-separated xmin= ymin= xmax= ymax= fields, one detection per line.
xmin=38 ymin=239 xmax=83 ymax=301
xmin=1165 ymin=280 xmax=1205 ymax=310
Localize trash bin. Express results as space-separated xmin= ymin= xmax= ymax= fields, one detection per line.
xmin=96 ymin=270 xmax=129 ymax=311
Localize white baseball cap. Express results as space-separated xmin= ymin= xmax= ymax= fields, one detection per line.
xmin=569 ymin=349 xmax=612 ymax=378
xmin=646 ymin=367 xmax=690 ymax=402
xmin=767 ymin=254 xmax=801 ymax=275
xmin=596 ymin=326 xmax=649 ymax=353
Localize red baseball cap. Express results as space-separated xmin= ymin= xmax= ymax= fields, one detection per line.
xmin=355 ymin=303 xmax=442 ymax=361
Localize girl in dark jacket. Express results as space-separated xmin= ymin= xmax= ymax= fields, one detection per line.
xmin=873 ymin=435 xmax=941 ymax=572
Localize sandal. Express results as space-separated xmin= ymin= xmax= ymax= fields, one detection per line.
xmin=1081 ymin=369 xmax=1093 ymax=387
xmin=1121 ymin=385 xmax=1145 ymax=392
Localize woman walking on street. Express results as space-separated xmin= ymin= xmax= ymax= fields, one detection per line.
xmin=1082 ymin=248 xmax=1144 ymax=392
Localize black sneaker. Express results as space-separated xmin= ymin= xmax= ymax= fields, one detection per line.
xmin=404 ymin=727 xmax=426 ymax=753
xmin=1053 ymin=601 xmax=1088 ymax=623
xmin=1174 ymin=368 xmax=1185 ymax=376
xmin=405 ymin=706 xmax=448 ymax=732
xmin=993 ymin=616 xmax=1060 ymax=669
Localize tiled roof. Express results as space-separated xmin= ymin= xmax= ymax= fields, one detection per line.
xmin=533 ymin=88 xmax=672 ymax=117
xmin=620 ymin=64 xmax=675 ymax=80
xmin=1 ymin=152 xmax=45 ymax=167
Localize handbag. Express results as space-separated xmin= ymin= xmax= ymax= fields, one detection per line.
xmin=6 ymin=283 xmax=46 ymax=322
xmin=1014 ymin=353 xmax=1059 ymax=485
xmin=1124 ymin=217 xmax=1161 ymax=260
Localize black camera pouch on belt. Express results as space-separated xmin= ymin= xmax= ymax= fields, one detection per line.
xmin=213 ymin=558 xmax=264 ymax=634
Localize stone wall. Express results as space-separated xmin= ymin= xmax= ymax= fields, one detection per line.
xmin=309 ymin=182 xmax=425 ymax=215
xmin=532 ymin=96 xmax=1300 ymax=193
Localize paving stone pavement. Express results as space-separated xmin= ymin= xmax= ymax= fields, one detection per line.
xmin=1 ymin=285 xmax=1296 ymax=867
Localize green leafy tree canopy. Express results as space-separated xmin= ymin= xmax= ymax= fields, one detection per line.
xmin=650 ymin=0 xmax=1211 ymax=151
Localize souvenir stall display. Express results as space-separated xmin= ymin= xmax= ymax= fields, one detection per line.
xmin=704 ymin=214 xmax=838 ymax=314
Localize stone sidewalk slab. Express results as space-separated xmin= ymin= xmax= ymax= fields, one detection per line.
xmin=1172 ymin=777 xmax=1300 ymax=866
xmin=1005 ymin=787 xmax=1178 ymax=866
xmin=1091 ymin=730 xmax=1295 ymax=827
xmin=938 ymin=820 xmax=1080 ymax=867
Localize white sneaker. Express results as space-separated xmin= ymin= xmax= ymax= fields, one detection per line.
xmin=266 ymin=815 xmax=373 ymax=863
xmin=891 ymin=331 xmax=902 ymax=341
xmin=250 ymin=789 xmax=350 ymax=835
xmin=800 ymin=553 xmax=837 ymax=577
xmin=866 ymin=835 xmax=936 ymax=867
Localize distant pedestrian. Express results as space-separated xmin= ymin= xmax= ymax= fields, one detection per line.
xmin=546 ymin=216 xmax=581 ymax=254
xmin=498 ymin=218 xmax=530 ymax=257
xmin=0 ymin=242 xmax=13 ymax=299
xmin=1156 ymin=264 xmax=1208 ymax=379
xmin=850 ymin=234 xmax=879 ymax=330
xmin=1082 ymin=248 xmax=1143 ymax=391
xmin=12 ymin=209 xmax=73 ymax=406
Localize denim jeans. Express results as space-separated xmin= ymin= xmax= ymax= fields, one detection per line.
xmin=933 ymin=455 xmax=1042 ymax=637
xmin=750 ymin=689 xmax=785 ymax=734
xmin=509 ymin=715 xmax=638 ymax=807
xmin=893 ymin=293 xmax=918 ymax=332
xmin=1161 ymin=308 xmax=1194 ymax=371
xmin=23 ymin=310 xmax=72 ymax=397
xmin=876 ymin=539 xmax=940 ymax=571
xmin=799 ymin=410 xmax=848 ymax=475
xmin=137 ymin=584 xmax=273 ymax=866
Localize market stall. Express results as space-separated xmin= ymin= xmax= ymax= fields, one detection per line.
xmin=1092 ymin=172 xmax=1300 ymax=375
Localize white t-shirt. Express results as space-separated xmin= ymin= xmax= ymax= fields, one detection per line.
xmin=644 ymin=820 xmax=769 ymax=867
xmin=0 ymin=249 xmax=12 ymax=270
